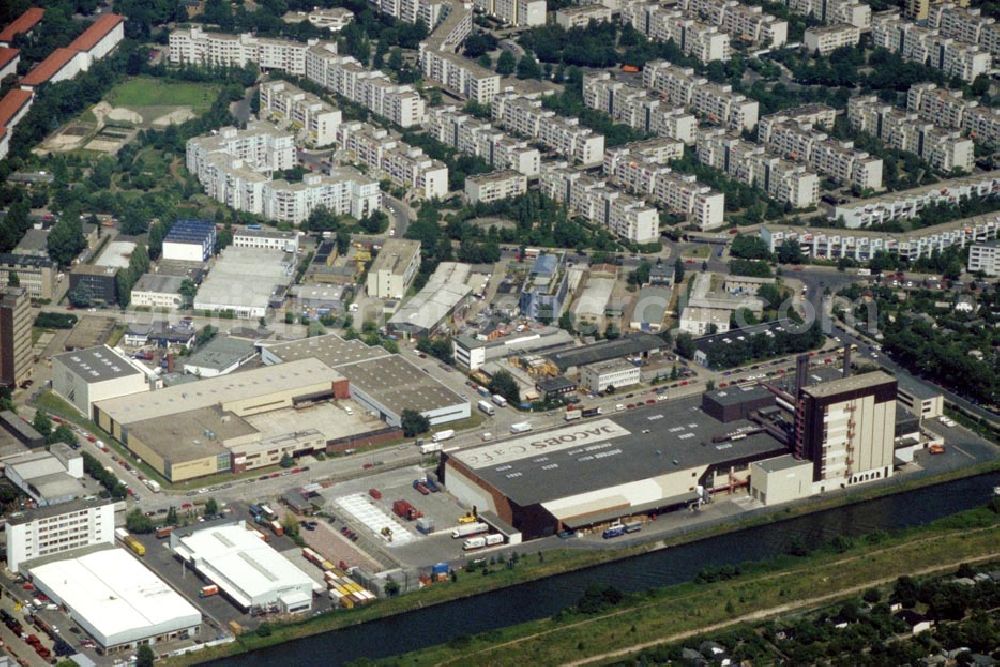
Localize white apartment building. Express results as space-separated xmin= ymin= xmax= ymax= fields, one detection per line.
xmin=759 ymin=108 xmax=883 ymax=191
xmin=787 ymin=0 xmax=871 ymax=28
xmin=304 ymin=43 xmax=426 ymax=127
xmin=169 ymin=25 xmax=315 ymax=74
xmin=264 ymin=170 xmax=381 ymax=223
xmin=928 ymin=3 xmax=1000 ymax=56
xmin=583 ymin=72 xmax=699 ymax=143
xmin=491 ymin=93 xmax=605 ymax=166
xmin=475 ymin=0 xmax=547 ymax=25
xmin=465 ymin=170 xmax=528 ymax=203
xmin=642 ymin=60 xmax=759 ymax=131
xmin=602 ymin=140 xmax=726 ymax=230
xmin=804 ymin=23 xmax=861 ymax=54
xmin=539 ymin=162 xmax=660 ymax=243
xmin=337 ymin=121 xmax=449 ymax=199
xmin=696 ymin=129 xmax=820 ymax=208
xmin=186 ymin=120 xmax=295 ymax=177
xmin=847 ymin=95 xmax=975 ymax=172
xmin=625 ymin=3 xmax=732 ymax=62
xmin=678 ymin=0 xmax=788 ymax=48
xmin=259 ymin=80 xmax=342 ymax=146
xmin=418 ymin=48 xmax=503 ymax=104
xmin=967 ymin=241 xmax=1000 ymax=276
xmin=907 ymin=82 xmax=1000 ymax=147
xmin=580 ymin=360 xmax=641 ymax=392
xmin=366 ymin=238 xmax=422 ymax=298
xmin=370 ymin=0 xmax=450 ymax=26
xmin=555 ymin=3 xmax=613 ymax=28
xmin=426 ymin=106 xmax=541 ymax=175
xmin=831 ymin=173 xmax=1000 ymax=227
xmin=5 ymin=499 xmax=115 ymax=572
xmin=871 ymin=11 xmax=991 ymax=83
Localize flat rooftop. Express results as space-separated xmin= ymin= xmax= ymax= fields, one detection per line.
xmin=53 ymin=345 xmax=145 ymax=384
xmin=341 ymin=354 xmax=467 ymax=415
xmin=389 ymin=262 xmax=475 ymax=332
xmin=95 ymin=358 xmax=343 ymax=424
xmin=261 ymin=333 xmax=390 ymax=368
xmin=801 ymin=370 xmax=897 ymax=398
xmin=64 ymin=316 xmax=116 ymax=351
xmin=367 ymin=238 xmax=420 ymax=277
xmin=94 ymin=240 xmax=137 ymax=269
xmin=182 ymin=336 xmax=256 ymax=372
xmin=194 ymin=247 xmax=293 ymax=311
xmin=547 ymin=333 xmax=665 ymax=371
xmin=132 ymin=273 xmax=184 ymax=294
xmin=7 ymin=497 xmax=113 ymax=526
xmin=893 ymin=372 xmax=941 ymax=400
xmin=754 ymin=454 xmax=811 ymax=473
xmin=126 ymin=406 xmax=255 ymax=462
xmin=450 ymin=396 xmax=788 ymax=507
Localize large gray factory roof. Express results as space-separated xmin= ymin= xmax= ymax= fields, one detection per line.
xmin=546 ymin=334 xmax=665 ymax=371
xmin=449 ymin=396 xmax=787 ymax=507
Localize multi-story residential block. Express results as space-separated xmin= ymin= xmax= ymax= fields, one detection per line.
xmin=762 ymin=214 xmax=1000 ymax=260
xmin=20 ymin=13 xmax=126 ymax=89
xmin=0 ymin=287 xmax=31 ymax=388
xmin=555 ymin=3 xmax=613 ymax=28
xmin=602 ymin=139 xmax=726 ymax=230
xmin=304 ymin=42 xmax=426 ymax=127
xmin=337 ymin=121 xmax=449 ymax=199
xmin=475 ymin=0 xmax=547 ymax=25
xmin=928 ymin=3 xmax=1000 ymax=55
xmin=847 ymin=95 xmax=975 ymax=172
xmin=787 ymin=0 xmax=871 ymax=28
xmin=906 ymin=82 xmax=1000 ymax=146
xmin=369 ymin=0 xmax=449 ymax=25
xmin=169 ymin=25 xmax=315 ymax=73
xmin=540 ymin=162 xmax=660 ymax=243
xmin=642 ymin=60 xmax=759 ymax=131
xmin=831 ymin=173 xmax=1000 ymax=227
xmin=967 ymin=240 xmax=1000 ymax=276
xmin=582 ymin=72 xmax=699 ymax=143
xmin=804 ymin=23 xmax=861 ymax=54
xmin=366 ymin=238 xmax=422 ymax=298
xmin=696 ymin=129 xmax=820 ymax=208
xmin=426 ymin=106 xmax=541 ymax=175
xmin=259 ymin=80 xmax=342 ymax=146
xmin=871 ymin=11 xmax=991 ymax=82
xmin=0 ymin=254 xmax=54 ymax=300
xmin=679 ymin=0 xmax=788 ymax=48
xmin=187 ymin=120 xmax=296 ymax=176
xmin=5 ymin=499 xmax=115 ymax=572
xmin=418 ymin=49 xmax=503 ymax=104
xmin=265 ymin=170 xmax=381 ymax=222
xmin=625 ymin=3 xmax=732 ymax=62
xmin=759 ymin=107 xmax=883 ymax=191
xmin=465 ymin=170 xmax=528 ymax=204
xmin=491 ymin=93 xmax=606 ymax=166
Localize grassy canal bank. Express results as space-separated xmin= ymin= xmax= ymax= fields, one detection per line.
xmin=164 ymin=460 xmax=1000 ymax=666
xmin=385 ymin=505 xmax=1000 ymax=666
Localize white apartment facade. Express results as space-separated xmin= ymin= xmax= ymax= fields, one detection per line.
xmin=625 ymin=3 xmax=732 ymax=62
xmin=426 ymin=106 xmax=541 ymax=176
xmin=475 ymin=0 xmax=547 ymax=25
xmin=169 ymin=26 xmax=314 ymax=74
xmin=583 ymin=72 xmax=699 ymax=143
xmin=804 ymin=23 xmax=861 ymax=54
xmin=418 ymin=48 xmax=503 ymax=104
xmin=967 ymin=242 xmax=1000 ymax=276
xmin=465 ymin=170 xmax=528 ymax=203
xmin=336 ymin=121 xmax=449 ymax=199
xmin=871 ymin=11 xmax=991 ymax=83
xmin=491 ymin=93 xmax=605 ymax=166
xmin=831 ymin=173 xmax=1000 ymax=227
xmin=259 ymin=80 xmax=342 ymax=146
xmin=907 ymin=82 xmax=1000 ymax=147
xmin=678 ymin=0 xmax=788 ymax=48
xmin=642 ymin=60 xmax=759 ymax=131
xmin=787 ymin=0 xmax=871 ymax=28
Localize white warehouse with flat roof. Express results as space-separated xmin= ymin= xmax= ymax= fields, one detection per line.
xmin=29 ymin=549 xmax=202 ymax=653
xmin=170 ymin=521 xmax=320 ymax=614
xmin=51 ymin=345 xmax=149 ymax=418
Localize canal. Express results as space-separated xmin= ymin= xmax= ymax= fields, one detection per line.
xmin=213 ymin=472 xmax=1000 ymax=666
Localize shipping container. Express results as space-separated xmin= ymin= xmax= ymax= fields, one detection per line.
xmin=581 ymin=407 xmax=602 ymax=418
xmin=623 ymin=521 xmax=642 ymax=534
xmin=477 ymin=400 xmax=495 ymax=416
xmin=463 ymin=536 xmax=487 ymax=550
xmin=451 ymin=522 xmax=488 ymax=538
xmin=602 ymin=524 xmax=625 ymax=539
xmin=155 ymin=526 xmax=174 ymax=539
xmin=200 ymin=585 xmax=219 ymax=597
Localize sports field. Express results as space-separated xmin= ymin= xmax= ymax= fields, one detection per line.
xmin=106 ymin=77 xmax=220 ymax=112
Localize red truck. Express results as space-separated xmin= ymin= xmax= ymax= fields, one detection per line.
xmin=392 ymin=500 xmax=423 ymax=521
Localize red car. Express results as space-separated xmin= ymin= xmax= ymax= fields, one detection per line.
xmin=369 ymin=488 xmax=382 ymax=499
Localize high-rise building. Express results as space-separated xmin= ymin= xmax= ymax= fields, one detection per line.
xmin=0 ymin=287 xmax=31 ymax=388
xmin=796 ymin=371 xmax=897 ymax=489
xmin=5 ymin=498 xmax=115 ymax=572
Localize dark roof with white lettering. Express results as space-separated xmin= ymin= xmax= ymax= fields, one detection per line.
xmin=448 ymin=396 xmax=787 ymax=506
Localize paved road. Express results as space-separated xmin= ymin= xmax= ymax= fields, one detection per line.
xmin=383 ymin=194 xmax=413 ymax=238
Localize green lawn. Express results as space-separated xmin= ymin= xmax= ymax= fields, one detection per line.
xmin=106 ymin=77 xmax=220 ymax=112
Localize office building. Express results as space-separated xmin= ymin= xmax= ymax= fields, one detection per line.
xmin=895 ymin=374 xmax=944 ymax=419
xmin=232 ymin=228 xmax=300 ymax=253
xmin=452 ymin=326 xmax=573 ymax=371
xmin=465 ymin=170 xmax=527 ymax=204
xmin=796 ymin=370 xmax=897 ymax=488
xmin=162 ymin=219 xmax=217 ymax=262
xmin=5 ymin=498 xmax=115 ymax=572
xmin=0 ymin=253 xmax=52 ymax=301
xmin=0 ymin=288 xmax=31 ymax=388
xmin=519 ymin=253 xmax=570 ymax=322
xmin=30 ymin=549 xmax=202 ymax=652
xmin=580 ymin=359 xmax=641 ymax=392
xmin=129 ymin=274 xmax=186 ymax=311
xmin=4 ymin=446 xmax=84 ymax=507
xmin=69 ymin=265 xmax=119 ymax=306
xmin=259 ymin=79 xmax=343 ymax=146
xmin=52 ymin=345 xmax=149 ymax=418
xmin=366 ymin=237 xmax=422 ymax=299
xmin=642 ymin=60 xmax=759 ymax=131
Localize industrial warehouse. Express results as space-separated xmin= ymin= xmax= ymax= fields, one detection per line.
xmin=443 ymin=354 xmax=901 ymax=538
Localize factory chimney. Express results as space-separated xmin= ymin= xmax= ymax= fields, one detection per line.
xmin=795 ymin=354 xmax=810 ymax=397
xmin=842 ymin=344 xmax=852 ymax=378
